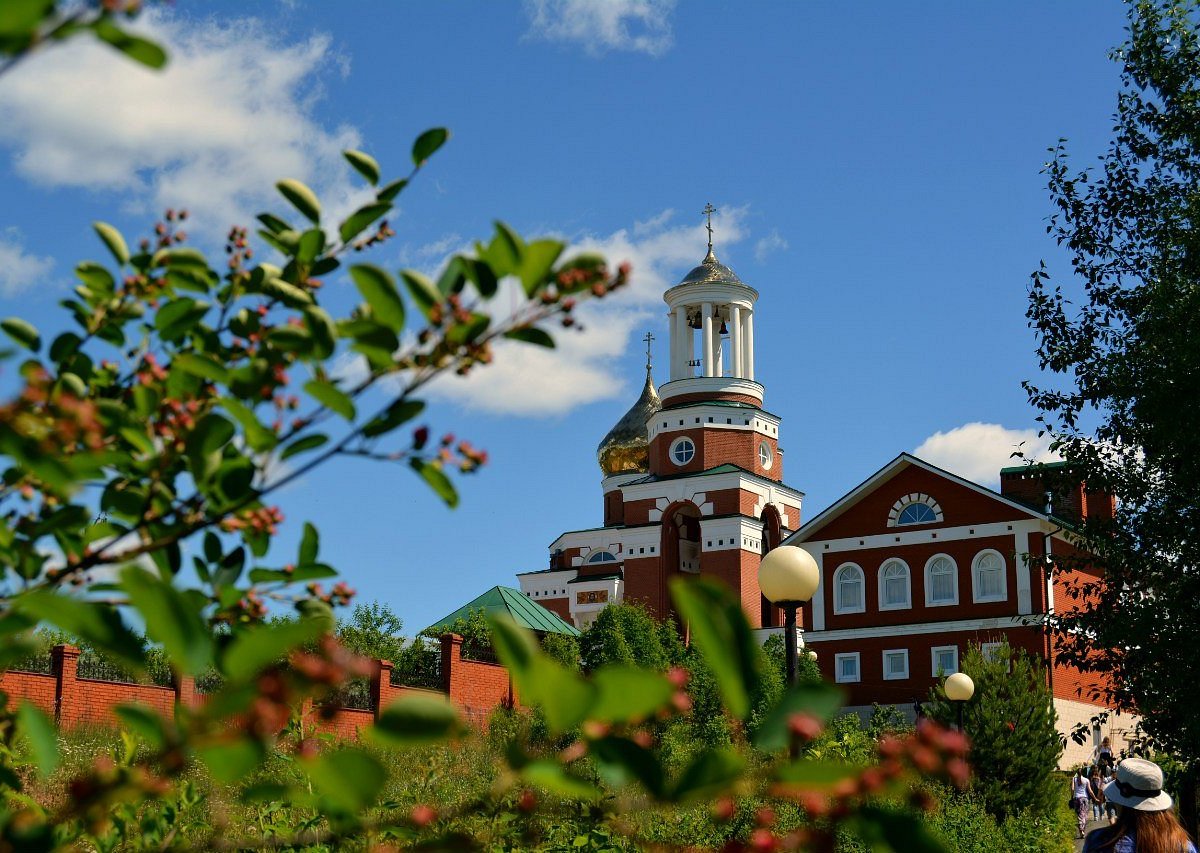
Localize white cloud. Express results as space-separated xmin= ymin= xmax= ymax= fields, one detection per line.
xmin=423 ymin=206 xmax=751 ymax=416
xmin=913 ymin=422 xmax=1061 ymax=487
xmin=0 ymin=11 xmax=364 ymax=239
xmin=0 ymin=229 xmax=54 ymax=296
xmin=754 ymin=229 xmax=788 ymax=263
xmin=523 ymin=0 xmax=676 ymax=57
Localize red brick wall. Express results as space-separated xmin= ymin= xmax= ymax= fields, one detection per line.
xmin=603 ymin=489 xmax=624 ymax=526
xmin=805 ymin=534 xmax=1023 ymax=631
xmin=0 ymin=670 xmax=56 ymax=717
xmin=538 ymin=596 xmax=571 ymax=621
xmin=1048 ymin=543 xmax=1111 ymax=706
xmin=623 ymin=555 xmax=668 ymax=618
xmin=701 ymin=549 xmax=766 ymax=629
xmin=807 ymin=626 xmax=1044 ymax=707
xmin=648 ymin=428 xmax=781 ymax=481
xmin=441 ymin=634 xmax=515 ymax=726
xmin=814 ymin=465 xmax=1036 ymax=540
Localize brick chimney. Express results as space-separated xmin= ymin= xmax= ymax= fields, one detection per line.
xmin=999 ymin=462 xmax=1114 ymax=523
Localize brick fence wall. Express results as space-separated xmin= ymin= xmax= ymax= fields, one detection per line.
xmin=0 ymin=634 xmax=516 ymax=736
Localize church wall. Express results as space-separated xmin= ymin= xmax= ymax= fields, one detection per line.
xmin=816 ymin=533 xmax=1022 ymax=631
xmin=701 ymin=548 xmax=766 ymax=629
xmin=814 ymin=466 xmax=1036 ymax=540
xmin=703 ymin=431 xmax=779 ymax=482
xmin=538 ymin=596 xmax=571 ymax=621
xmin=603 ymin=489 xmax=624 ymax=526
xmin=622 ymin=498 xmax=659 ymax=525
xmin=806 ymin=625 xmax=1044 ymax=709
xmin=621 ymin=556 xmax=668 ymax=619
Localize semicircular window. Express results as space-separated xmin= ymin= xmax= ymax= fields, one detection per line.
xmin=586 ymin=550 xmax=618 ymax=564
xmin=896 ymin=502 xmax=937 ymax=525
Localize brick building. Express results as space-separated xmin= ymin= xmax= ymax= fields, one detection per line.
xmin=517 ymin=239 xmax=802 ymax=630
xmin=785 ymin=453 xmax=1136 ymax=768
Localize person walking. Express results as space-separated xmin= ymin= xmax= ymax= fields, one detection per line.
xmin=1091 ymin=768 xmax=1108 ymax=822
xmin=1095 ymin=737 xmax=1116 ymax=774
xmin=1103 ymin=765 xmax=1119 ymax=824
xmin=1083 ymin=757 xmax=1196 ymax=852
xmin=1074 ymin=766 xmax=1096 ymax=839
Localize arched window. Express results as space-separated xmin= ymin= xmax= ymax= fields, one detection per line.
xmin=586 ymin=550 xmax=618 ymax=564
xmin=758 ymin=442 xmax=773 ymax=470
xmin=972 ymin=550 xmax=1007 ymax=602
xmin=878 ymin=559 xmax=911 ymax=610
xmin=833 ymin=564 xmax=865 ymax=614
xmin=897 ymin=502 xmax=937 ymax=525
xmin=924 ymin=555 xmax=958 ymax=606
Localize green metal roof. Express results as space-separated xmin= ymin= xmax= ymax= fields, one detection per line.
xmin=999 ymin=461 xmax=1072 ymax=475
xmin=423 ymin=585 xmax=580 ymax=637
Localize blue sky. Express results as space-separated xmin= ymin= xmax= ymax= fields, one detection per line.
xmin=0 ymin=1 xmax=1129 ymax=631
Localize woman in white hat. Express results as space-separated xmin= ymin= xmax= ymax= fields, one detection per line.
xmin=1083 ymin=757 xmax=1196 ymax=852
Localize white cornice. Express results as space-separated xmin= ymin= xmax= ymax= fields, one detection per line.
xmin=802 ymin=614 xmax=1041 ymax=643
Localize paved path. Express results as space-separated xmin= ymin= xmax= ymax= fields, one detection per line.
xmin=1075 ymin=817 xmax=1110 ymax=852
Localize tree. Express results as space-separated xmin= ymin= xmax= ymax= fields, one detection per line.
xmin=924 ymin=644 xmax=1062 ymax=822
xmin=1025 ymin=0 xmax=1200 ymax=827
xmin=336 ymin=600 xmax=405 ymax=664
xmin=579 ymin=602 xmax=668 ymax=672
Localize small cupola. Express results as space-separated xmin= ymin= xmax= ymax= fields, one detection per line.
xmin=596 ymin=336 xmax=662 ymax=476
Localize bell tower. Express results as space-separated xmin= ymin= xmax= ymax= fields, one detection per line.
xmin=518 ymin=204 xmax=804 ymax=630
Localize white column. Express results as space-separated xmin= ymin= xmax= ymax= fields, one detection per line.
xmin=668 ymin=309 xmax=679 ymax=380
xmin=744 ymin=310 xmax=755 ymax=381
xmin=729 ymin=305 xmax=742 ymax=378
xmin=701 ymin=302 xmax=714 ymax=377
xmin=713 ymin=322 xmax=723 ymax=376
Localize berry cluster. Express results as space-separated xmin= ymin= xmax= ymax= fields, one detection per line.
xmin=219 ymin=506 xmax=284 ymax=536
xmin=0 ymin=368 xmax=105 ymax=459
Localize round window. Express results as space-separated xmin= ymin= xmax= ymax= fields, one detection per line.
xmin=670 ymin=437 xmax=695 ymax=466
xmin=759 ymin=441 xmax=773 ymax=469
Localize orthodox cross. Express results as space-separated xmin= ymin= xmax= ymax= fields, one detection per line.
xmin=643 ymin=331 xmax=655 ymax=371
xmin=702 ymin=202 xmax=717 ymax=253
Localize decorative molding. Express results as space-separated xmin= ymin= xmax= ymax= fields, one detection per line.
xmin=802 ymin=614 xmax=1035 ymax=644
xmin=887 ymin=492 xmax=944 ymax=528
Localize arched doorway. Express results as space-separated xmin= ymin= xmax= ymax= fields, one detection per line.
xmin=659 ymin=502 xmax=702 ymax=622
xmin=759 ymin=504 xmax=783 ymax=627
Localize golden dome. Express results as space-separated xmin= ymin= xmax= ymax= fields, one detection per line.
xmin=597 ymin=368 xmax=662 ymax=476
xmin=678 ymin=247 xmax=744 ymax=287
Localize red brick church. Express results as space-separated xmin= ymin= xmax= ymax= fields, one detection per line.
xmin=517 ymin=224 xmax=1134 ymax=766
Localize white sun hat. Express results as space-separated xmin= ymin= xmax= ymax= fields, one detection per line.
xmin=1103 ymin=757 xmax=1174 ymax=812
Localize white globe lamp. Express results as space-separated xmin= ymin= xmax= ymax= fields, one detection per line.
xmin=944 ymin=672 xmax=975 ymax=732
xmin=758 ymin=546 xmax=820 ymax=686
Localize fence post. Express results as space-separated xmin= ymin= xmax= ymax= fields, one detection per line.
xmin=174 ymin=671 xmax=197 ymax=710
xmin=440 ymin=633 xmax=463 ymax=702
xmin=50 ymin=644 xmax=80 ymax=727
xmin=371 ymin=659 xmax=395 ymax=720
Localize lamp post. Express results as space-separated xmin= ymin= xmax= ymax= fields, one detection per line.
xmin=758 ymin=545 xmax=820 ymax=686
xmin=944 ymin=672 xmax=975 ymax=733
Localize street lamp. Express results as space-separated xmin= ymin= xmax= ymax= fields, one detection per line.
xmin=758 ymin=545 xmax=820 ymax=686
xmin=944 ymin=672 xmax=975 ymax=732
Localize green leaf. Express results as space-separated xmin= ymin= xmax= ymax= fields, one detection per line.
xmin=280 ymin=433 xmax=328 ymax=460
xmin=486 ymin=615 xmax=590 ymax=734
xmin=186 ymin=413 xmax=236 ymax=482
xmin=197 ymin=739 xmax=265 ymax=784
xmin=17 ymin=702 xmax=58 ymax=778
xmin=670 ymin=577 xmax=759 ymax=721
xmin=266 ymin=324 xmax=312 ymax=353
xmin=343 ymin=149 xmax=380 ymax=185
xmin=362 ymin=398 xmax=424 ymax=438
xmin=670 ymin=748 xmax=745 ymax=803
xmin=248 ymin=563 xmax=336 ymax=584
xmin=774 ymin=759 xmax=861 ymax=789
xmin=411 ymin=458 xmax=458 ymax=508
xmin=752 ymin=682 xmax=846 ymax=752
xmin=516 ymin=239 xmax=564 ymax=296
xmin=296 ymin=228 xmax=325 ymax=265
xmin=400 ymin=269 xmax=441 ymax=319
xmin=91 ymin=19 xmax=167 ymax=69
xmin=173 ymin=353 xmax=230 ymax=383
xmin=339 ymin=201 xmax=392 ymax=244
xmin=299 ymin=522 xmax=319 ymax=565
xmin=222 ymin=618 xmax=327 ymax=682
xmin=121 ymin=565 xmax=213 ymax=674
xmin=115 ymin=704 xmax=168 ymax=750
xmin=411 ymin=127 xmax=450 ymax=166
xmin=1 ymin=317 xmax=40 ymax=351
xmin=275 ymin=179 xmax=321 ymax=224
xmin=92 ymin=221 xmax=130 ymax=265
xmin=14 ymin=591 xmax=144 ymax=671
xmin=372 ymin=693 xmax=462 ymax=747
xmin=590 ymin=666 xmax=674 ymax=724
xmin=350 ymin=264 xmax=406 ymax=332
xmin=486 ymin=613 xmax=539 ymax=679
xmin=309 ymin=748 xmax=387 ymax=813
xmin=155 ymin=297 xmax=209 ymax=341
xmin=590 ymin=736 xmax=665 ymax=797
xmin=504 ymin=327 xmax=555 ymax=348
xmin=853 ymin=805 xmax=951 ymax=853
xmin=220 ymin=398 xmax=278 ymax=452
xmin=303 ymin=379 xmax=355 ymax=420
xmin=261 ymin=277 xmax=313 ymax=308
xmin=520 ymin=759 xmax=601 ymax=800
